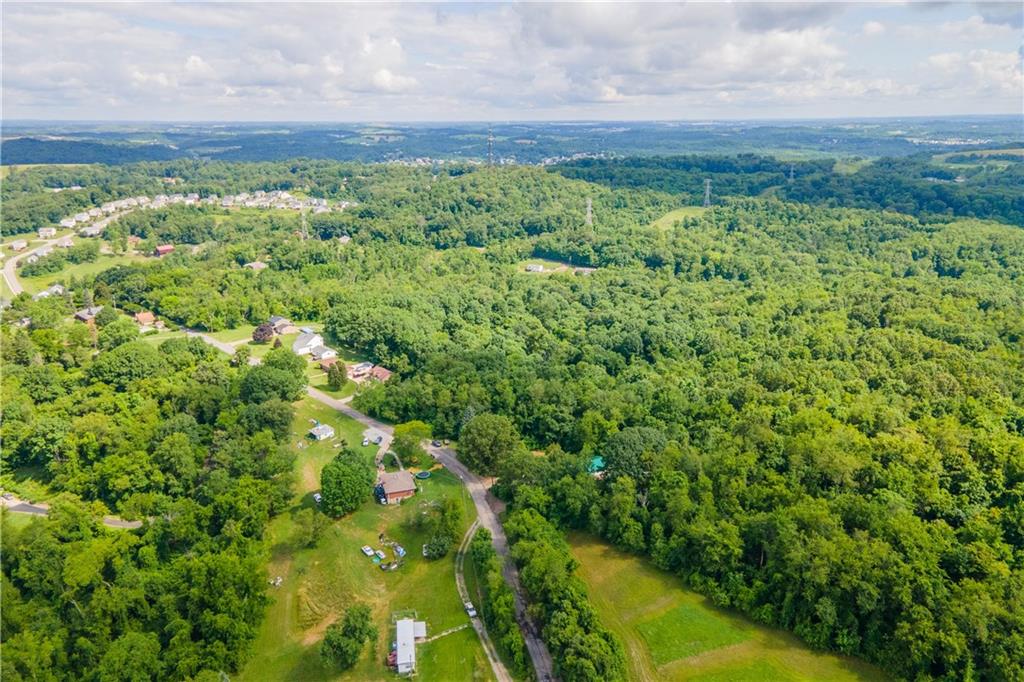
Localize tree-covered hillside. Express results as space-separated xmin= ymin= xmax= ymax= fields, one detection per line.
xmin=3 ymin=161 xmax=1022 ymax=680
xmin=1 ymin=307 xmax=305 ymax=680
xmin=554 ymin=154 xmax=1024 ymax=226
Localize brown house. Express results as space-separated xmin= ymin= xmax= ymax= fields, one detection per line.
xmin=134 ymin=311 xmax=155 ymax=326
xmin=154 ymin=244 xmax=175 ymax=257
xmin=319 ymin=357 xmax=339 ymax=372
xmin=369 ymin=365 xmax=393 ymax=382
xmin=378 ymin=471 xmax=416 ymax=504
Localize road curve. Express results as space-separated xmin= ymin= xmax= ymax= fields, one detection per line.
xmin=3 ymin=233 xmax=70 ymax=296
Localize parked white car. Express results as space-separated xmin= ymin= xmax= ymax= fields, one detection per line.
xmin=312 ymin=493 xmax=322 ymax=504
xmin=464 ymin=601 xmax=477 ymax=618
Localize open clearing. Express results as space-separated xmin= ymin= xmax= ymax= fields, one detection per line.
xmin=237 ymin=396 xmax=492 ymax=681
xmin=569 ymin=533 xmax=888 ymax=682
xmin=650 ymin=206 xmax=707 ymax=230
xmin=19 ymin=253 xmax=148 ymax=294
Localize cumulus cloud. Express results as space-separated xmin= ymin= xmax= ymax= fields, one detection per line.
xmin=0 ymin=1 xmax=1019 ymax=120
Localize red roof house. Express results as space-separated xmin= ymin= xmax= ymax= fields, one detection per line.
xmin=154 ymin=244 xmax=175 ymax=257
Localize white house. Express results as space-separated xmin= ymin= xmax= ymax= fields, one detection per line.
xmin=56 ymin=236 xmax=74 ymax=248
xmin=292 ymin=332 xmax=324 ymax=355
xmin=309 ymin=424 xmax=335 ymax=441
xmin=80 ymin=226 xmax=103 ymax=237
xmin=394 ymin=619 xmax=426 ymax=675
xmin=310 ymin=346 xmax=337 ymax=361
xmin=60 ymin=218 xmax=76 ymax=228
xmin=38 ymin=227 xmax=57 ymax=239
xmin=74 ymin=212 xmax=90 ymax=223
xmin=10 ymin=240 xmax=28 ymax=251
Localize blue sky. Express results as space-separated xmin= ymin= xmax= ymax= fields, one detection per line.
xmin=2 ymin=2 xmax=1021 ymax=121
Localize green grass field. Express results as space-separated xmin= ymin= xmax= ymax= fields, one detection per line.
xmin=569 ymin=534 xmax=888 ymax=682
xmin=19 ymin=253 xmax=148 ymax=293
xmin=650 ymin=206 xmax=708 ymax=230
xmin=239 ymin=397 xmax=491 ymax=681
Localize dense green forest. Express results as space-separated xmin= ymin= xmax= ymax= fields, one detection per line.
xmin=1 ymin=298 xmax=305 ymax=680
xmin=3 ymin=161 xmax=1023 ymax=680
xmin=554 ymin=154 xmax=1024 ymax=226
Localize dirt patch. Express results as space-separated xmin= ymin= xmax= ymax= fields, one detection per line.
xmin=301 ymin=612 xmax=339 ymax=646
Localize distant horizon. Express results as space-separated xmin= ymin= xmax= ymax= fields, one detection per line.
xmin=4 ymin=112 xmax=1022 ymax=126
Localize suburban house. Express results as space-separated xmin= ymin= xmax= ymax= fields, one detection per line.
xmin=338 ymin=235 xmax=352 ymax=244
xmin=309 ymin=424 xmax=335 ymax=441
xmin=292 ymin=332 xmax=324 ymax=355
xmin=154 ymin=244 xmax=175 ymax=257
xmin=370 ymin=366 xmax=393 ymax=382
xmin=10 ymin=240 xmax=28 ymax=251
xmin=38 ymin=227 xmax=57 ymax=239
xmin=349 ymin=361 xmax=374 ymax=378
xmin=525 ymin=263 xmax=545 ymax=272
xmin=269 ymin=315 xmax=296 ymax=335
xmin=377 ymin=471 xmax=417 ymax=505
xmin=134 ymin=311 xmax=155 ymax=327
xmin=318 ymin=358 xmax=339 ymax=372
xmin=60 ymin=218 xmax=76 ymax=228
xmin=55 ymin=236 xmax=74 ymax=248
xmin=74 ymin=306 xmax=103 ymax=322
xmin=310 ymin=346 xmax=337 ymax=361
xmin=32 ymin=284 xmax=65 ymax=301
xmin=243 ymin=261 xmax=268 ymax=271
xmin=390 ymin=618 xmax=427 ymax=675
xmin=80 ymin=226 xmax=103 ymax=237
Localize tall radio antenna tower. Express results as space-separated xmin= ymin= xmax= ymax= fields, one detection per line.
xmin=703 ymin=179 xmax=712 ymax=208
xmin=789 ymin=164 xmax=795 ymax=183
xmin=487 ymin=126 xmax=494 ymax=166
xmin=585 ymin=197 xmax=593 ymax=229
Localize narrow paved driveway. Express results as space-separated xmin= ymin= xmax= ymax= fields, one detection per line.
xmin=455 ymin=519 xmax=513 ymax=682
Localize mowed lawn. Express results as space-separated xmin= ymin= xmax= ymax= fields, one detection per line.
xmin=238 ymin=396 xmax=492 ymax=682
xmin=568 ymin=534 xmax=889 ymax=682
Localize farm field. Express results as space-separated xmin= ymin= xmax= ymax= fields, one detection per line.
xmin=237 ymin=396 xmax=492 ymax=681
xmin=568 ymin=533 xmax=889 ymax=682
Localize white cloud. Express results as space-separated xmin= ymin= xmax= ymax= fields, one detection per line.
xmin=862 ymin=21 xmax=886 ymax=36
xmin=0 ymin=1 xmax=1018 ymax=120
xmin=926 ymin=49 xmax=1023 ymax=97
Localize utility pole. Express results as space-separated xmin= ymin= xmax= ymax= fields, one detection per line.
xmin=585 ymin=197 xmax=593 ymax=229
xmin=703 ymin=179 xmax=712 ymax=208
xmin=487 ymin=126 xmax=494 ymax=166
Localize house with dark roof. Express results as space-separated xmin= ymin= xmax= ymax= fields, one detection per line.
xmin=377 ymin=470 xmax=416 ymax=505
